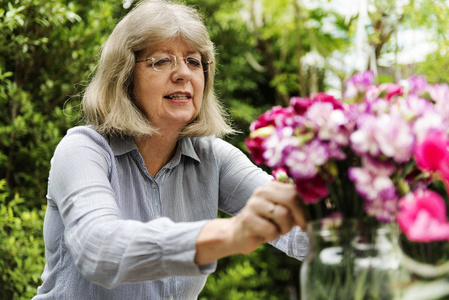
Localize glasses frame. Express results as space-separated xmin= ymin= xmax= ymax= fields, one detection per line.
xmin=136 ymin=54 xmax=212 ymax=73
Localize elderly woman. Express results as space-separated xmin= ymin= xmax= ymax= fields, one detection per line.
xmin=33 ymin=0 xmax=308 ymax=299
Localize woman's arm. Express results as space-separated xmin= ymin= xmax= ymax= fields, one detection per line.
xmin=48 ymin=128 xmax=211 ymax=288
xmin=194 ymin=138 xmax=308 ymax=265
xmin=195 ymin=181 xmax=306 ymax=265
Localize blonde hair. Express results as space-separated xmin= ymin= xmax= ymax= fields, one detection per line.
xmin=82 ymin=0 xmax=235 ymax=138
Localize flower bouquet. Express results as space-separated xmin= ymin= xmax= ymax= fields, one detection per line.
xmin=245 ymin=71 xmax=449 ymax=299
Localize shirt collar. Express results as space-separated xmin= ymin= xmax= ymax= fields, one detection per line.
xmin=108 ymin=135 xmax=137 ymax=156
xmin=179 ymin=137 xmax=201 ymax=162
xmin=108 ymin=135 xmax=201 ymax=163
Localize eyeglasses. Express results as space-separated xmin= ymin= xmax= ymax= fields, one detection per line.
xmin=136 ymin=54 xmax=211 ymax=73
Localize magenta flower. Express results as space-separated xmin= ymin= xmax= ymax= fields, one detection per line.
xmin=364 ymin=194 xmax=399 ymax=223
xmin=351 ymin=114 xmax=414 ymax=162
xmin=414 ymin=129 xmax=449 ymax=181
xmin=397 ymin=190 xmax=449 ymax=242
xmin=349 ymin=158 xmax=395 ymax=202
xmin=306 ymin=102 xmax=350 ymax=146
xmin=290 ymin=93 xmax=344 ymax=115
xmin=348 ymin=156 xmax=399 ymax=222
xmin=263 ymin=127 xmax=296 ymax=168
xmin=378 ymin=83 xmax=403 ymax=101
xmin=408 ymin=76 xmax=429 ymax=96
xmin=312 ymin=92 xmax=345 ymax=110
xmin=245 ymin=136 xmax=268 ymax=165
xmin=344 ymin=70 xmax=375 ymax=99
xmin=249 ymin=105 xmax=293 ymax=131
xmin=272 ymin=167 xmax=293 ymax=184
xmin=290 ymin=97 xmax=313 ymax=115
xmin=396 ymin=94 xmax=434 ymax=122
xmin=285 ymin=139 xmax=329 ymax=180
xmin=375 ymin=114 xmax=414 ymax=162
xmin=294 ymin=175 xmax=329 ymax=204
xmin=350 ymin=115 xmax=381 ymax=157
xmin=246 ymin=71 xmax=449 ymax=228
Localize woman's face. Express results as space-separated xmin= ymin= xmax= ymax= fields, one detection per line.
xmin=133 ymin=39 xmax=205 ymax=132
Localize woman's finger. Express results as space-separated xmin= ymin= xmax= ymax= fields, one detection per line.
xmin=252 ymin=181 xmax=307 ymax=230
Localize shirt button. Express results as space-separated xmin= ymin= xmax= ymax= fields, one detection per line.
xmin=151 ymin=183 xmax=157 ymax=189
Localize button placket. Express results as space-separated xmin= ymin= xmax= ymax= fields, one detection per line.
xmin=149 ymin=180 xmax=162 ymax=218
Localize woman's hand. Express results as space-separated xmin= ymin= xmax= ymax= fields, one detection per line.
xmin=195 ymin=181 xmax=306 ymax=265
xmin=228 ymin=180 xmax=306 ymax=254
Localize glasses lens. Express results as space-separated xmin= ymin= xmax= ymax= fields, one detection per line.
xmin=185 ymin=57 xmax=202 ymax=71
xmin=148 ymin=54 xmax=208 ymax=72
xmin=152 ymin=55 xmax=175 ymax=71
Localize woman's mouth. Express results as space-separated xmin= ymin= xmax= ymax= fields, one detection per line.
xmin=164 ymin=93 xmax=191 ymax=103
xmin=165 ymin=94 xmax=189 ymax=100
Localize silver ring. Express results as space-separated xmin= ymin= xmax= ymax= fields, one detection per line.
xmin=269 ymin=203 xmax=276 ymax=215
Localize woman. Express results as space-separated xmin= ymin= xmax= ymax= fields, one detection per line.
xmin=33 ymin=0 xmax=309 ymax=299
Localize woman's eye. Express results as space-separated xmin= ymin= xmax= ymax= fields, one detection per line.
xmin=153 ymin=57 xmax=172 ymax=69
xmin=186 ymin=57 xmax=202 ymax=69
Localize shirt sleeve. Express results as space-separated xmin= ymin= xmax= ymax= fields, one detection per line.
xmin=213 ymin=138 xmax=309 ymax=261
xmin=48 ymin=129 xmax=211 ymax=289
xmin=214 ymin=138 xmax=272 ymax=215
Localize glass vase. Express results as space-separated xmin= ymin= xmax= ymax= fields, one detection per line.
xmin=300 ymin=219 xmax=408 ymax=300
xmin=399 ymin=237 xmax=449 ymax=300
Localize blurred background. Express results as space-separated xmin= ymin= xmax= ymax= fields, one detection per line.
xmin=1 ymin=0 xmax=448 ymax=299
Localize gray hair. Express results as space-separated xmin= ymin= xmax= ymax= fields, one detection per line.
xmin=82 ymin=0 xmax=235 ymax=138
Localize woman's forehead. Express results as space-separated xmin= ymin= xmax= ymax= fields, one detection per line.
xmin=143 ymin=39 xmax=200 ymax=56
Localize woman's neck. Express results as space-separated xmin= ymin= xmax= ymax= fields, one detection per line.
xmin=135 ymin=132 xmax=179 ymax=178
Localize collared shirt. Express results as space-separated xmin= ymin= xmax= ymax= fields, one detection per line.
xmin=33 ymin=126 xmax=308 ymax=300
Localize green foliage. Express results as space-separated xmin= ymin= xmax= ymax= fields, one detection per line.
xmin=0 ymin=0 xmax=124 ymax=207
xmin=0 ymin=0 xmax=124 ymax=297
xmin=0 ymin=179 xmax=45 ymax=299
xmin=200 ymin=245 xmax=302 ymax=300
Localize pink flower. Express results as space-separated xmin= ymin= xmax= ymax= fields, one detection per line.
xmin=428 ymin=83 xmax=449 ymax=124
xmin=351 ymin=114 xmax=414 ymax=162
xmin=306 ymin=102 xmax=350 ymax=145
xmin=285 ymin=139 xmax=329 ymax=180
xmin=378 ymin=83 xmax=403 ymax=101
xmin=246 ymin=74 xmax=449 ymax=227
xmin=414 ymin=129 xmax=449 ymax=181
xmin=245 ymin=136 xmax=267 ymax=165
xmin=348 ymin=157 xmax=396 ymax=202
xmin=429 ymin=83 xmax=449 ymax=105
xmin=408 ymin=76 xmax=429 ymax=96
xmin=249 ymin=106 xmax=293 ymax=131
xmin=290 ymin=93 xmax=345 ymax=116
xmin=348 ymin=156 xmax=399 ymax=222
xmin=295 ymin=175 xmax=329 ymax=204
xmin=397 ymin=190 xmax=449 ymax=242
xmin=290 ymin=97 xmax=313 ymax=115
xmin=263 ymin=127 xmax=296 ymax=168
xmin=312 ymin=92 xmax=345 ymax=110
xmin=272 ymin=167 xmax=293 ymax=184
xmin=344 ymin=70 xmax=374 ymax=99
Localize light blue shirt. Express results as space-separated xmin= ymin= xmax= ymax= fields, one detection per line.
xmin=33 ymin=126 xmax=308 ymax=299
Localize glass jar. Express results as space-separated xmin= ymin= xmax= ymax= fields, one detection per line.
xmin=399 ymin=237 xmax=449 ymax=300
xmin=300 ymin=219 xmax=409 ymax=300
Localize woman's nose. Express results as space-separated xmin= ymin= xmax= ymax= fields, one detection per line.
xmin=171 ymin=58 xmax=192 ymax=82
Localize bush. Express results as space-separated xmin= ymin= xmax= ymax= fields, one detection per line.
xmin=199 ymin=244 xmax=302 ymax=300
xmin=0 ymin=179 xmax=45 ymax=299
